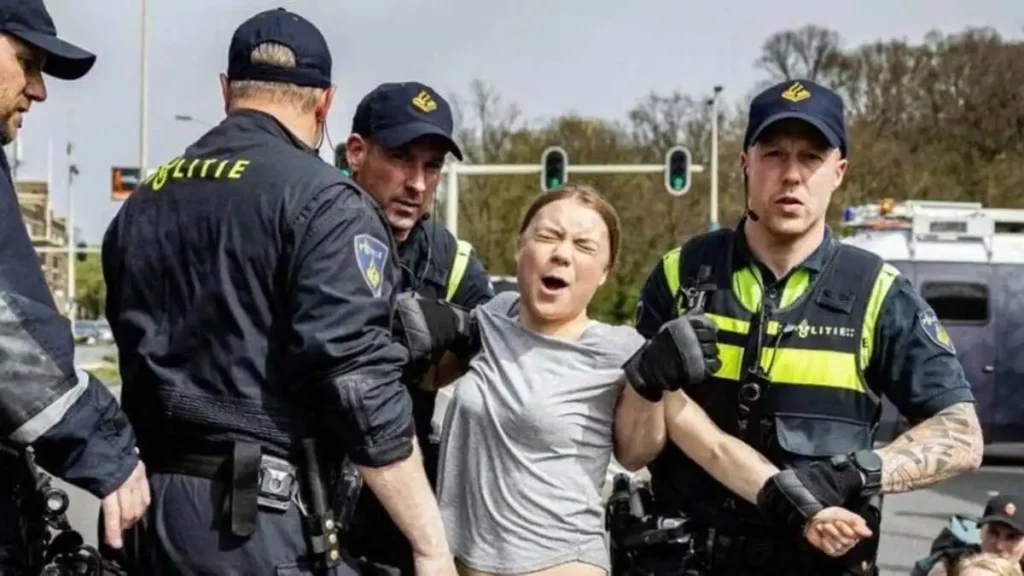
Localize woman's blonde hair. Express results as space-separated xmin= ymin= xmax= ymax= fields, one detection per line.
xmin=958 ymin=552 xmax=1024 ymax=576
xmin=516 ymin=184 xmax=622 ymax=270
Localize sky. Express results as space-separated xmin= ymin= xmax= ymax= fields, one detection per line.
xmin=8 ymin=0 xmax=1023 ymax=243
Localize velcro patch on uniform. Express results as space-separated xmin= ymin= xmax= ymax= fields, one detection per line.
xmin=354 ymin=234 xmax=388 ymax=298
xmin=918 ymin=308 xmax=956 ymax=354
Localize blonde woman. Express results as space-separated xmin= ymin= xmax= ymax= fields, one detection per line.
xmin=958 ymin=552 xmax=1024 ymax=576
xmin=393 ymin=185 xmax=870 ymax=576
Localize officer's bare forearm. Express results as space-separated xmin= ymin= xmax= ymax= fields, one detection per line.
xmin=613 ymin=385 xmax=666 ymax=470
xmin=664 ymin=391 xmax=779 ymax=504
xmin=874 ymin=402 xmax=983 ymax=494
xmin=356 ymin=441 xmax=450 ymax=557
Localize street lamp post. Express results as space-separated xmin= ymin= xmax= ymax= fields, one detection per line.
xmin=66 ymin=142 xmax=78 ymax=332
xmin=707 ymin=85 xmax=723 ymax=231
xmin=139 ymin=0 xmax=149 ymax=183
xmin=707 ymin=85 xmax=724 ymax=231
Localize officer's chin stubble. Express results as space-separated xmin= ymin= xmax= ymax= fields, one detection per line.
xmin=0 ymin=36 xmax=41 ymax=146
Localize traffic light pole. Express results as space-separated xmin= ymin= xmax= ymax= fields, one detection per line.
xmin=440 ymin=161 xmax=705 ymax=238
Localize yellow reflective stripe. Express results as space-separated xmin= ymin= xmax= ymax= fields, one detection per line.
xmin=733 ymin=268 xmax=762 ymax=312
xmin=445 ymin=240 xmax=473 ymax=302
xmin=662 ymin=247 xmax=682 ymax=298
xmin=714 ymin=343 xmax=745 ymax=380
xmin=765 ymin=348 xmax=864 ymax=392
xmin=707 ymin=313 xmax=748 ymax=334
xmin=707 ymin=314 xmax=782 ymax=336
xmin=859 ymin=263 xmax=900 ymax=367
xmin=733 ymin=266 xmax=813 ymax=313
xmin=780 ymin=269 xmax=811 ymax=308
xmin=714 ymin=343 xmax=863 ymax=392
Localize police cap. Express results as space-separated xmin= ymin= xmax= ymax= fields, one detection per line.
xmin=352 ymin=82 xmax=464 ymax=161
xmin=744 ymin=79 xmax=848 ymax=158
xmin=0 ymin=0 xmax=96 ymax=80
xmin=227 ymin=7 xmax=332 ymax=89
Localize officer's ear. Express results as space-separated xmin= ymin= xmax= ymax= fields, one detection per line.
xmin=832 ymin=152 xmax=849 ymax=188
xmin=219 ymin=73 xmax=232 ymax=114
xmin=316 ymin=85 xmax=337 ymax=125
xmin=739 ymin=149 xmax=750 ymax=178
xmin=346 ymin=134 xmax=368 ymax=173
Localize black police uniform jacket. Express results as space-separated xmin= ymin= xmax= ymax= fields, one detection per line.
xmin=0 ymin=136 xmax=139 ymax=512
xmin=102 ymin=110 xmax=414 ymax=468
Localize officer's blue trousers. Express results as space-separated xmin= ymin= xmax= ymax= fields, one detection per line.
xmin=120 ymin=473 xmax=364 ymax=576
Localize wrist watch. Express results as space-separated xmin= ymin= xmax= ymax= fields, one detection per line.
xmin=850 ymin=449 xmax=883 ymax=496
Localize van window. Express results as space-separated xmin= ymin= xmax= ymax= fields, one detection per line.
xmin=920 ymin=282 xmax=989 ymax=322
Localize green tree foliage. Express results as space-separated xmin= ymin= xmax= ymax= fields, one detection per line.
xmin=75 ymin=253 xmax=106 ymax=319
xmin=445 ymin=26 xmax=1024 ymax=324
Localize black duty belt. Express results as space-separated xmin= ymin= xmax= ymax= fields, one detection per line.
xmin=146 ymin=442 xmax=299 ymax=537
xmin=146 ymin=439 xmax=344 ymax=573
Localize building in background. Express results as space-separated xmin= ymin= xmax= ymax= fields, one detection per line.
xmin=15 ymin=178 xmax=70 ymax=313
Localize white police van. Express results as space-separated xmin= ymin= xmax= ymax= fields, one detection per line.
xmin=840 ymin=199 xmax=1024 ymax=452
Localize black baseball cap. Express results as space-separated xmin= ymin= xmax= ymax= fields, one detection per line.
xmin=227 ymin=8 xmax=332 ymax=89
xmin=744 ymin=79 xmax=848 ymax=158
xmin=0 ymin=0 xmax=95 ymax=80
xmin=980 ymin=494 xmax=1024 ymax=533
xmin=352 ymin=82 xmax=463 ymax=160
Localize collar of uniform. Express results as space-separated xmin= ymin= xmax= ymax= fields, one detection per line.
xmin=224 ymin=109 xmax=320 ymax=156
xmin=733 ymin=218 xmax=835 ymax=282
xmin=398 ymin=218 xmax=430 ymax=264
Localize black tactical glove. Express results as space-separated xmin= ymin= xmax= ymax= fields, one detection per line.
xmin=756 ymin=469 xmax=827 ymax=536
xmin=393 ymin=293 xmax=479 ymax=365
xmin=622 ymin=313 xmax=721 ymax=402
xmin=756 ymin=458 xmax=865 ymax=535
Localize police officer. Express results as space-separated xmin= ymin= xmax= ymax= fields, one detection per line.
xmin=102 ymin=9 xmax=456 ymax=575
xmin=340 ymin=81 xmax=494 ymax=575
xmin=630 ymin=79 xmax=985 ymax=574
xmin=0 ymin=0 xmax=149 ymax=570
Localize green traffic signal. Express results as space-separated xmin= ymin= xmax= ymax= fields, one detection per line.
xmin=541 ymin=147 xmax=568 ymax=192
xmin=664 ymin=145 xmax=692 ymax=196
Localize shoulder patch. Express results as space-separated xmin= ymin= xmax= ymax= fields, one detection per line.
xmin=354 ymin=234 xmax=389 ymax=298
xmin=918 ymin=308 xmax=956 ymax=354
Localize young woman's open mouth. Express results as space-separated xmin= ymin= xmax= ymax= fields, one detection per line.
xmin=540 ymin=275 xmax=570 ymax=294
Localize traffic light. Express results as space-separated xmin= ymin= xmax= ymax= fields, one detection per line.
xmin=75 ymin=241 xmax=87 ymax=263
xmin=540 ymin=146 xmax=568 ymax=192
xmin=334 ymin=143 xmax=351 ymax=177
xmin=664 ymin=145 xmax=692 ymax=196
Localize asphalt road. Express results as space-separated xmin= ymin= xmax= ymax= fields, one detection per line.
xmin=53 ymin=384 xmax=1023 ymax=575
xmin=73 ymin=343 xmax=116 ymax=368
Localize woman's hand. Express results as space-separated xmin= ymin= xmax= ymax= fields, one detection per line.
xmin=803 ymin=506 xmax=874 ymax=557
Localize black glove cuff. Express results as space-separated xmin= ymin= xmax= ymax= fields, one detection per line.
xmin=757 ymin=470 xmax=825 ymax=536
xmin=622 ymin=342 xmax=664 ymax=403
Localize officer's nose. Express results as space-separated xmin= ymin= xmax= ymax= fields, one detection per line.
xmin=781 ymin=156 xmax=802 ymax=186
xmin=404 ymin=165 xmax=428 ymax=196
xmin=25 ymin=70 xmax=46 ymax=103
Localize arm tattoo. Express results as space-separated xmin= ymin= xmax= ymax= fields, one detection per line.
xmin=876 ymin=402 xmax=984 ymax=494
